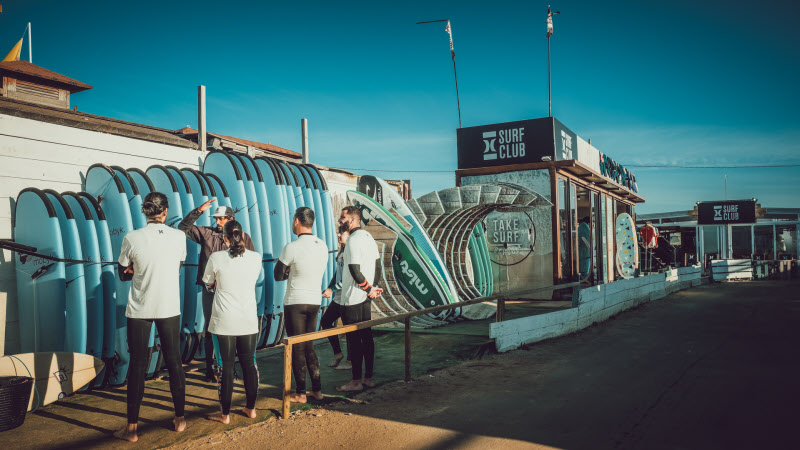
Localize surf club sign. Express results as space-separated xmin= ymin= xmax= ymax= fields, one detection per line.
xmin=457 ymin=117 xmax=639 ymax=195
xmin=598 ymin=152 xmax=638 ymax=193
xmin=697 ymin=200 xmax=757 ymax=225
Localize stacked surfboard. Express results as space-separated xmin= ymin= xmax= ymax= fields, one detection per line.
xmin=10 ymin=156 xmax=339 ymax=394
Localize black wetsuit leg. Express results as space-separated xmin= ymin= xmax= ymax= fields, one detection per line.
xmin=341 ymin=301 xmax=374 ymax=380
xmin=127 ymin=315 xmax=184 ymax=423
xmin=320 ymin=301 xmax=343 ymax=355
xmin=202 ymin=288 xmax=216 ymax=375
xmin=236 ymin=333 xmax=259 ymax=410
xmin=285 ymin=304 xmax=322 ymax=394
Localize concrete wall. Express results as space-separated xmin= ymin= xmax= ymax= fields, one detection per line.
xmin=490 ymin=264 xmax=704 ymax=352
xmin=0 ymin=113 xmax=202 ymax=355
xmin=711 ymin=259 xmax=752 ymax=281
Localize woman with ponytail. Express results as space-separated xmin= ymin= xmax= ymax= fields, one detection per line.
xmin=202 ymin=220 xmax=262 ymax=423
xmin=116 ymin=192 xmax=187 ymax=442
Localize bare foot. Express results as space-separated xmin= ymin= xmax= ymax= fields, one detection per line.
xmin=113 ymin=424 xmax=138 ymax=443
xmin=289 ymin=393 xmax=307 ymax=403
xmin=242 ymin=407 xmax=257 ymax=418
xmin=207 ymin=412 xmax=230 ymax=424
xmin=334 ymin=360 xmax=352 ymax=371
xmin=328 ymin=353 xmax=344 ymax=367
xmin=308 ymin=390 xmax=324 ymax=401
xmin=336 ymin=380 xmax=363 ymax=392
xmin=174 ymin=416 xmax=186 ymax=432
xmin=361 ymin=377 xmax=375 ymax=388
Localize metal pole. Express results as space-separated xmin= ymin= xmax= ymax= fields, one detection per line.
xmin=198 ymin=86 xmax=207 ymax=154
xmin=452 ymin=57 xmax=462 ymax=128
xmin=404 ymin=317 xmax=411 ymax=382
xmin=301 ymin=118 xmax=309 ymax=164
xmin=28 ymin=22 xmax=32 ymax=63
xmin=548 ymin=36 xmax=551 ymax=117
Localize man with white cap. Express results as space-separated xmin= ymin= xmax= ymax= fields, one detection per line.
xmin=179 ymin=198 xmax=254 ymax=381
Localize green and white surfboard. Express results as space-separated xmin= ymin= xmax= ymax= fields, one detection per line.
xmin=346 ymin=190 xmax=455 ymax=316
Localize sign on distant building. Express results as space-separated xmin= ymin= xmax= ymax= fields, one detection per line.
xmin=697 ymin=200 xmax=757 ymax=224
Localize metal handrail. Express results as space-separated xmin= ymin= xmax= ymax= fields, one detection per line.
xmin=278 ymin=283 xmax=573 ymax=418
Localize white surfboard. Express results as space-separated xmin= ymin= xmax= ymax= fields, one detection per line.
xmin=0 ymin=352 xmax=104 ymax=411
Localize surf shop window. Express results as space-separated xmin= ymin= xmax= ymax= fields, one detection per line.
xmin=557 ymin=178 xmax=572 ymax=282
xmin=754 ymin=225 xmax=774 ymax=260
xmin=731 ymin=225 xmax=752 ymax=259
xmin=575 ymin=186 xmax=593 ymax=283
xmin=776 ymin=225 xmax=798 ymax=260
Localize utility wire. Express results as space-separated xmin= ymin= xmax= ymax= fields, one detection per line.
xmin=337 ymin=163 xmax=800 ymax=173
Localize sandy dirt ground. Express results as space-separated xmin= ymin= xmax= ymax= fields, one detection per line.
xmin=166 ymin=280 xmax=800 ymax=450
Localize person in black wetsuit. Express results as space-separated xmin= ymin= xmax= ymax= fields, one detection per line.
xmin=274 ymin=207 xmax=329 ymax=403
xmin=202 ymin=221 xmax=262 ymax=424
xmin=114 ymin=192 xmax=187 ymax=442
xmin=335 ymin=206 xmax=383 ymax=393
xmin=178 ymin=199 xmax=254 ymax=382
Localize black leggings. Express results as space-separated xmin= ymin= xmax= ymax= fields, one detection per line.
xmin=285 ymin=304 xmax=321 ymax=394
xmin=320 ymin=302 xmax=347 ymax=356
xmin=202 ymin=288 xmax=216 ymax=370
xmin=341 ymin=301 xmax=374 ymax=380
xmin=127 ymin=315 xmax=185 ymax=424
xmin=211 ymin=333 xmax=259 ymax=415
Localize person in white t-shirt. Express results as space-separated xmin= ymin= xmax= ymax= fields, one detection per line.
xmin=115 ymin=192 xmax=187 ymax=443
xmin=274 ymin=207 xmax=328 ymax=403
xmin=336 ymin=206 xmax=382 ymax=393
xmin=202 ymin=220 xmax=262 ymax=424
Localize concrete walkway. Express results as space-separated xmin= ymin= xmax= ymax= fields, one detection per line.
xmin=4 ymin=301 xmax=571 ymax=448
xmin=174 ymin=280 xmax=798 ymax=449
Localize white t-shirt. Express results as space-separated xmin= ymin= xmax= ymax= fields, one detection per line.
xmin=118 ymin=223 xmax=187 ymax=319
xmin=341 ymin=229 xmax=380 ymax=306
xmin=279 ymin=234 xmax=328 ymax=306
xmin=202 ymin=249 xmax=262 ymax=336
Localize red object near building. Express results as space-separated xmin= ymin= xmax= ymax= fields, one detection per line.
xmin=640 ymin=224 xmax=659 ymax=249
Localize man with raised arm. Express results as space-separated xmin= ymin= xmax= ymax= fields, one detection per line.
xmin=178 ymin=198 xmax=253 ymax=382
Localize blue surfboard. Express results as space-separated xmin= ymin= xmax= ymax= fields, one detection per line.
xmin=165 ymin=165 xmax=203 ymax=364
xmin=78 ymin=192 xmax=116 ymax=387
xmin=255 ymin=157 xmax=290 ymax=346
xmin=85 ymin=164 xmax=134 ymax=386
xmin=62 ymin=192 xmax=104 ymax=368
xmin=233 ymin=153 xmax=274 ymax=346
xmin=203 ymin=173 xmax=232 ymax=209
xmin=43 ymin=190 xmax=88 ymax=355
xmin=223 ymin=155 xmax=266 ymax=325
xmin=274 ymin=160 xmax=301 ymax=242
xmin=14 ymin=188 xmax=66 ymax=354
xmin=203 ymin=152 xmax=264 ymax=329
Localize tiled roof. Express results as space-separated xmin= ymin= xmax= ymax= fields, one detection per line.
xmin=0 ymin=96 xmax=196 ymax=149
xmin=0 ymin=61 xmax=92 ymax=92
xmin=174 ymin=126 xmax=301 ymax=158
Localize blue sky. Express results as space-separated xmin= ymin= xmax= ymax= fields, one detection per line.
xmin=2 ymin=0 xmax=798 ymax=213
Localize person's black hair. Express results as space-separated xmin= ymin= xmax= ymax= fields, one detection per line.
xmin=294 ymin=207 xmax=315 ymax=228
xmin=341 ymin=205 xmax=361 ymax=223
xmin=223 ymin=220 xmax=246 ymax=257
xmin=337 ymin=222 xmax=351 ymax=254
xmin=141 ymin=192 xmax=168 ymax=219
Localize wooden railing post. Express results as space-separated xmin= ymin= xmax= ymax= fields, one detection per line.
xmin=496 ymin=298 xmax=505 ymax=322
xmin=282 ymin=342 xmax=292 ymax=419
xmin=404 ymin=317 xmax=411 ymax=382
